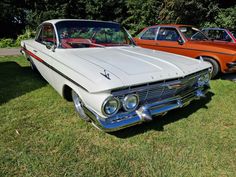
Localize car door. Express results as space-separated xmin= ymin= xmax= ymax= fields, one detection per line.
xmin=135 ymin=27 xmax=159 ymax=50
xmin=154 ymin=27 xmax=187 ymax=55
xmin=31 ymin=23 xmax=58 ymax=86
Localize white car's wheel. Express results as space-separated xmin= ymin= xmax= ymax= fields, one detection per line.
xmin=72 ymin=90 xmax=90 ymax=122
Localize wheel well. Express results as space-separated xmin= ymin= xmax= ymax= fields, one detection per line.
xmin=63 ymin=85 xmax=72 ymax=101
xmin=196 ymin=56 xmax=221 ymax=68
xmin=196 ymin=56 xmax=219 ymax=64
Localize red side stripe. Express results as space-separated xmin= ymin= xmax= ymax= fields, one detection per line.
xmin=22 ymin=48 xmax=44 ymax=62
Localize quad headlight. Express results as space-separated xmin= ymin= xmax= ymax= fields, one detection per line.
xmin=198 ymin=72 xmax=210 ymax=87
xmin=102 ymin=97 xmax=120 ymax=116
xmin=122 ymin=94 xmax=139 ymax=112
xmin=102 ymin=94 xmax=139 ymax=117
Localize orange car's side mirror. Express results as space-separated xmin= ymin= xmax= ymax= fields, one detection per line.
xmin=177 ymin=38 xmax=184 ymax=45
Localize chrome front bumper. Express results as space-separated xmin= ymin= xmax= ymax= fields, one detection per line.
xmin=84 ymin=86 xmax=209 ymax=132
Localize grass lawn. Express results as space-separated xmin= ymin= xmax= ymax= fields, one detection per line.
xmin=0 ymin=56 xmax=235 ymax=177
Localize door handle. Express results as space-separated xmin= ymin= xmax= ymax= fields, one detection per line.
xmin=33 ymin=50 xmax=37 ymax=53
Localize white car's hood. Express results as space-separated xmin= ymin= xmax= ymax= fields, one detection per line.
xmin=55 ymin=46 xmax=210 ymax=93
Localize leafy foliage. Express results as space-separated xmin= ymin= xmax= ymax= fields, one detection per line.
xmin=159 ymin=0 xmax=219 ymax=26
xmin=0 ymin=0 xmax=235 ymax=40
xmin=0 ymin=0 xmax=26 ymax=38
xmin=0 ymin=29 xmax=35 ymax=48
xmin=124 ymin=0 xmax=162 ymax=35
xmin=15 ymin=28 xmax=35 ymax=46
xmin=203 ymin=6 xmax=236 ymax=29
xmin=0 ymin=39 xmax=16 ymax=48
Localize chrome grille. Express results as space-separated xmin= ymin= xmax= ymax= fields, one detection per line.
xmin=112 ymin=69 xmax=208 ymax=103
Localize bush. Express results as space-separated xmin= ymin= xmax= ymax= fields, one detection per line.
xmin=202 ymin=6 xmax=236 ymax=28
xmin=0 ymin=38 xmax=16 ymax=48
xmin=15 ymin=28 xmax=35 ymax=46
xmin=0 ymin=28 xmax=35 ymax=48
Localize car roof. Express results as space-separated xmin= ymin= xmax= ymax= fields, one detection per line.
xmin=43 ymin=19 xmax=119 ymax=25
xmin=202 ymin=28 xmax=226 ymax=30
xmin=146 ymin=24 xmax=193 ymax=28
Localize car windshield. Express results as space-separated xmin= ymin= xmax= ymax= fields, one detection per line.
xmin=55 ymin=20 xmax=135 ymax=48
xmin=179 ymin=26 xmax=209 ymax=41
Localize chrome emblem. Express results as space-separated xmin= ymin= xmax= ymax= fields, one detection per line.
xmin=167 ymin=83 xmax=184 ymax=89
xmin=100 ymin=70 xmax=111 ymax=80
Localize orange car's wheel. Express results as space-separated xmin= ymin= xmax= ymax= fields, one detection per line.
xmin=202 ymin=57 xmax=220 ymax=78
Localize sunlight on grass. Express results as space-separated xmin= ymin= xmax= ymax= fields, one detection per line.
xmin=0 ymin=56 xmax=235 ymax=177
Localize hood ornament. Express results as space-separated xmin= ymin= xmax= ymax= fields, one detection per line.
xmin=100 ymin=70 xmax=111 ymax=80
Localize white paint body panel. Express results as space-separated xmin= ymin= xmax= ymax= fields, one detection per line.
xmin=25 ymin=42 xmax=210 ymax=92
xmin=22 ymin=39 xmax=210 ymax=117
xmin=21 ymin=18 xmax=211 ymax=119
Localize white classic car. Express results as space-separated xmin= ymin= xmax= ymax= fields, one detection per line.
xmin=21 ymin=19 xmax=211 ymax=132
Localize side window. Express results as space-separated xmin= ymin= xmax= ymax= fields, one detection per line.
xmin=207 ymin=30 xmax=222 ymax=40
xmin=157 ymin=27 xmax=180 ymax=41
xmin=35 ymin=26 xmax=43 ymax=43
xmin=36 ymin=24 xmax=57 ymax=46
xmin=206 ymin=30 xmax=232 ymax=41
xmin=140 ymin=27 xmax=158 ymax=40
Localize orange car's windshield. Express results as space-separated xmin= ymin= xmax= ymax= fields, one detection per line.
xmin=180 ymin=26 xmax=209 ymax=41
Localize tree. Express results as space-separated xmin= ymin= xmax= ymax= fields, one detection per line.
xmin=0 ymin=0 xmax=26 ymax=38
xmin=213 ymin=6 xmax=236 ymax=28
xmin=0 ymin=0 xmax=235 ymax=39
xmin=124 ymin=0 xmax=162 ymax=35
xmin=159 ymin=0 xmax=219 ymax=27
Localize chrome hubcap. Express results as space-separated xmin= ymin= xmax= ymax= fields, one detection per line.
xmin=72 ymin=90 xmax=90 ymax=121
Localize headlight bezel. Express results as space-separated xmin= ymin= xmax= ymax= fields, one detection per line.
xmin=102 ymin=96 xmax=120 ymax=117
xmin=122 ymin=94 xmax=139 ymax=112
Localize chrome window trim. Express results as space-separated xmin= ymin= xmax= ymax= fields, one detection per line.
xmin=35 ymin=22 xmax=58 ymax=47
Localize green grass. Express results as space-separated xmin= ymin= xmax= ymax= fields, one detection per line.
xmin=0 ymin=56 xmax=235 ymax=177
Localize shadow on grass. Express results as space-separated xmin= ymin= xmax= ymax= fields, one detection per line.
xmin=110 ymin=91 xmax=214 ymax=138
xmin=0 ymin=61 xmax=46 ymax=105
xmin=218 ymin=73 xmax=236 ymax=82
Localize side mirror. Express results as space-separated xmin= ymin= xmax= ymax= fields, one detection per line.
xmin=46 ymin=43 xmax=56 ymax=52
xmin=46 ymin=43 xmax=52 ymax=49
xmin=177 ymin=38 xmax=184 ymax=45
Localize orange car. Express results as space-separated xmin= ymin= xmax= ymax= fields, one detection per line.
xmin=134 ymin=24 xmax=236 ymax=78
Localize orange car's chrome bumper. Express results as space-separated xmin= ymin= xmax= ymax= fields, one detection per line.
xmin=226 ymin=61 xmax=236 ymax=72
